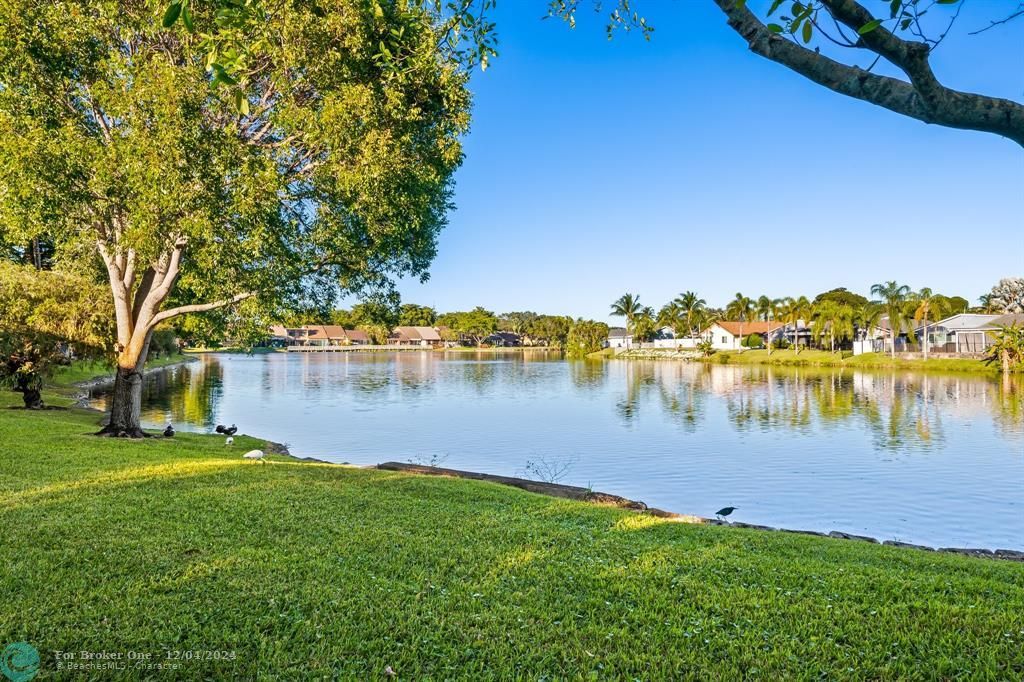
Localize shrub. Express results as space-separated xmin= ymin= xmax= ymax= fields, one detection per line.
xmin=771 ymin=338 xmax=791 ymax=350
xmin=742 ymin=333 xmax=763 ymax=348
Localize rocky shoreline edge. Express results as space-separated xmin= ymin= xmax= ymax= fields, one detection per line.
xmin=376 ymin=462 xmax=1024 ymax=562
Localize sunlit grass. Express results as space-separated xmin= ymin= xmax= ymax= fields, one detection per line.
xmin=1 ymin=390 xmax=1023 ymax=678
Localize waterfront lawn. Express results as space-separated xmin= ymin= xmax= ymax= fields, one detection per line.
xmin=2 ymin=394 xmax=1023 ymax=679
xmin=709 ymin=349 xmax=998 ymax=373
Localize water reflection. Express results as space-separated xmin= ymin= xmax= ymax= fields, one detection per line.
xmin=92 ymin=352 xmax=1023 ymax=548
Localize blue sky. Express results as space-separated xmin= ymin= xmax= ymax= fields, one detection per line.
xmin=389 ymin=1 xmax=1023 ymax=323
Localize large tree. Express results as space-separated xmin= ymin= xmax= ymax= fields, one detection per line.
xmin=0 ymin=0 xmax=470 ymax=435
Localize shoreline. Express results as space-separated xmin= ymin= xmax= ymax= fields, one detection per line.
xmin=66 ymin=356 xmax=199 ymax=408
xmin=609 ymin=348 xmax=1012 ymax=375
xmin=375 ymin=462 xmax=1023 ymax=561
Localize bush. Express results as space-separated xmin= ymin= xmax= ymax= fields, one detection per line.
xmin=771 ymin=338 xmax=790 ymax=350
xmin=696 ymin=339 xmax=715 ymax=357
xmin=840 ymin=350 xmax=854 ymax=359
xmin=149 ymin=330 xmax=179 ymax=358
xmin=742 ymin=333 xmax=763 ymax=348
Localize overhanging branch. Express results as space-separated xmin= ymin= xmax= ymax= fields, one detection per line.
xmin=712 ymin=0 xmax=1024 ymax=147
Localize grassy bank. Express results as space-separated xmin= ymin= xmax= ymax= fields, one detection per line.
xmin=1 ymin=393 xmax=1022 ymax=678
xmin=50 ymin=353 xmax=197 ymax=392
xmin=697 ymin=349 xmax=1004 ymax=373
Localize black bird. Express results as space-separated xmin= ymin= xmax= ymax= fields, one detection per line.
xmin=223 ymin=424 xmax=238 ymax=436
xmin=215 ymin=425 xmax=226 ymax=434
xmin=716 ymin=506 xmax=738 ymax=521
xmin=163 ymin=424 xmax=175 ymax=438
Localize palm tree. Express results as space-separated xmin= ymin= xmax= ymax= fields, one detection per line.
xmin=855 ymin=302 xmax=883 ymax=345
xmin=911 ymin=288 xmax=952 ymax=360
xmin=726 ymin=293 xmax=754 ymax=350
xmin=870 ymin=281 xmax=912 ymax=359
xmin=674 ymin=291 xmax=706 ymax=339
xmin=610 ymin=293 xmax=643 ymax=346
xmin=657 ymin=301 xmax=687 ymax=341
xmin=779 ymin=296 xmax=811 ymax=354
xmin=756 ymin=296 xmax=774 ymax=322
xmin=811 ymin=301 xmax=854 ymax=353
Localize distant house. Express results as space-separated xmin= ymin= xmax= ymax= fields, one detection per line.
xmin=607 ymin=327 xmax=632 ymax=349
xmin=269 ymin=325 xmax=371 ymax=347
xmin=391 ymin=326 xmax=443 ymax=347
xmin=484 ymin=331 xmax=522 ymax=347
xmin=915 ymin=313 xmax=1023 ymax=354
xmin=701 ymin=321 xmax=787 ymax=351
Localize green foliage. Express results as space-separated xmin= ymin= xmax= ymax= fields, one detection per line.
xmin=0 ymin=263 xmax=112 ymax=406
xmin=566 ymin=319 xmax=609 ymax=358
xmin=0 ymin=0 xmax=470 ymax=361
xmin=696 ymin=338 xmax=715 ymax=357
xmin=986 ymin=324 xmax=1024 ymax=373
xmin=526 ymin=315 xmax=571 ymax=348
xmin=399 ymin=304 xmax=437 ymax=327
xmin=630 ymin=308 xmax=657 ymax=342
xmin=741 ymin=333 xmax=763 ymax=348
xmin=811 ymin=301 xmax=854 ymax=352
xmin=813 ymin=287 xmax=869 ymax=309
xmin=436 ymin=307 xmax=498 ymax=346
xmin=148 ymin=329 xmax=180 ymax=358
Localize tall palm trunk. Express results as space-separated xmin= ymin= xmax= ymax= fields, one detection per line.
xmin=922 ymin=315 xmax=929 ymax=360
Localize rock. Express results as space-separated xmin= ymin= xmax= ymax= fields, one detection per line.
xmin=779 ymin=528 xmax=827 ymax=537
xmin=829 ymin=531 xmax=879 ymax=543
xmin=995 ymin=549 xmax=1024 ymax=561
xmin=882 ymin=541 xmax=935 ymax=551
xmin=939 ymin=547 xmax=995 ymax=558
xmin=732 ymin=522 xmax=778 ymax=531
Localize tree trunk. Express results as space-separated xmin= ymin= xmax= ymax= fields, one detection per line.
xmin=97 ymin=335 xmax=152 ymax=438
xmin=15 ymin=384 xmax=44 ymax=409
xmin=922 ymin=318 xmax=929 ymax=360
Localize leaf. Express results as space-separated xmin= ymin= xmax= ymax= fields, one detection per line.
xmin=162 ymin=2 xmax=182 ymax=28
xmin=181 ymin=3 xmax=194 ymax=32
xmin=234 ymin=90 xmax=249 ymax=115
xmin=802 ymin=20 xmax=812 ymax=43
xmin=857 ymin=18 xmax=883 ymax=35
xmin=766 ymin=23 xmax=784 ymax=33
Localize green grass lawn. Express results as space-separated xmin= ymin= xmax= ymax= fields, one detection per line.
xmin=705 ymin=349 xmax=1002 ymax=373
xmin=1 ymin=393 xmax=1022 ymax=679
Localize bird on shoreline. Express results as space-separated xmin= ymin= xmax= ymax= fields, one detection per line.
xmin=242 ymin=449 xmax=265 ymax=463
xmin=223 ymin=424 xmax=238 ymax=436
xmin=225 ymin=436 xmax=234 ymax=446
xmin=163 ymin=424 xmax=175 ymax=438
xmin=716 ymin=506 xmax=738 ymax=522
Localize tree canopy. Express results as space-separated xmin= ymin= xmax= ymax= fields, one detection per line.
xmin=0 ymin=0 xmax=471 ymax=433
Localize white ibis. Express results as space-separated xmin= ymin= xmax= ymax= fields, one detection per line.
xmin=225 ymin=436 xmax=234 ymax=446
xmin=242 ymin=449 xmax=265 ymax=463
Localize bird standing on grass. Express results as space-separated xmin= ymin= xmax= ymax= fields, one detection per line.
xmin=163 ymin=424 xmax=175 ymax=438
xmin=242 ymin=449 xmax=265 ymax=463
xmin=716 ymin=506 xmax=738 ymax=522
xmin=215 ymin=425 xmax=225 ymax=434
xmin=225 ymin=436 xmax=234 ymax=446
xmin=223 ymin=424 xmax=238 ymax=436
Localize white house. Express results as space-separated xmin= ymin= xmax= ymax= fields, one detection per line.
xmin=701 ymin=321 xmax=787 ymax=351
xmin=607 ymin=327 xmax=632 ymax=348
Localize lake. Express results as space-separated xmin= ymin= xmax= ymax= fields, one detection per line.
xmin=93 ymin=351 xmax=1024 ymax=549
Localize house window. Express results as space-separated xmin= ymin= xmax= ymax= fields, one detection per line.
xmin=722 ymin=336 xmax=727 ymax=344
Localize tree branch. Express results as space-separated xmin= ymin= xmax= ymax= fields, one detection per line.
xmin=712 ymin=0 xmax=1024 ymax=147
xmin=148 ymin=292 xmax=255 ymax=329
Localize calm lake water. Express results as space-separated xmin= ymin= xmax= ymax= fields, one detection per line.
xmin=94 ymin=352 xmax=1024 ymax=548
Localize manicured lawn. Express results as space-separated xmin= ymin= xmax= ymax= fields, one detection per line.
xmin=1 ymin=393 xmax=1022 ymax=679
xmin=706 ymin=349 xmax=1002 ymax=373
